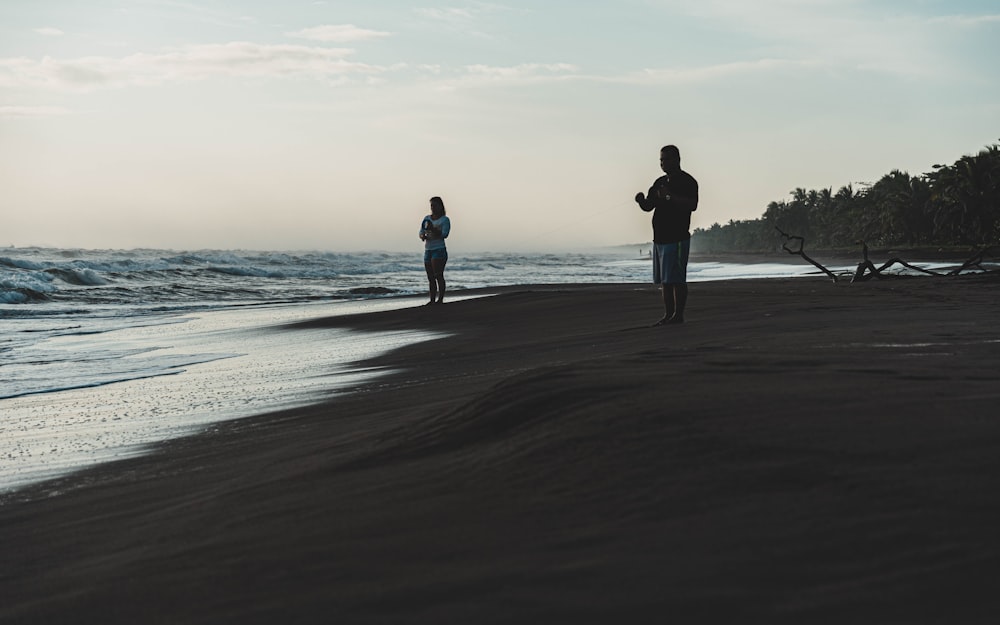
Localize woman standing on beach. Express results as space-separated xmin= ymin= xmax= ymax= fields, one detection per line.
xmin=419 ymin=196 xmax=451 ymax=305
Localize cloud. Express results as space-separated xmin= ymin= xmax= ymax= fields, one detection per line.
xmin=415 ymin=7 xmax=475 ymax=23
xmin=435 ymin=58 xmax=814 ymax=91
xmin=286 ymin=24 xmax=391 ymax=42
xmin=618 ymin=58 xmax=820 ymax=86
xmin=929 ymin=13 xmax=1000 ymax=28
xmin=415 ymin=2 xmax=518 ymax=21
xmin=0 ymin=42 xmax=385 ymax=91
xmin=454 ymin=63 xmax=579 ymax=86
xmin=0 ymin=41 xmax=582 ymax=94
xmin=414 ymin=62 xmax=579 ymax=91
xmin=0 ymin=105 xmax=71 ymax=118
xmin=34 ymin=27 xmax=64 ymax=36
xmin=413 ymin=3 xmax=522 ymax=36
xmin=663 ymin=1 xmax=999 ymax=78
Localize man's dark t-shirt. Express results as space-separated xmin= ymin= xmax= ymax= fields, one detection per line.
xmin=644 ymin=170 xmax=699 ymax=244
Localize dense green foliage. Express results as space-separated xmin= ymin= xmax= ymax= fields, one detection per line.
xmin=693 ymin=142 xmax=1000 ymax=253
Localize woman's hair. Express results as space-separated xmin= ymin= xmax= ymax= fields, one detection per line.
xmin=430 ymin=196 xmax=446 ymax=215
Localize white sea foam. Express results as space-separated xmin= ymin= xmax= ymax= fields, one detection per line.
xmin=0 ymin=296 xmax=455 ymax=493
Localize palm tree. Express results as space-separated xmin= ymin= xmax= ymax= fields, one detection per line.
xmin=928 ymin=144 xmax=1000 ymax=244
xmin=865 ymin=170 xmax=933 ymax=246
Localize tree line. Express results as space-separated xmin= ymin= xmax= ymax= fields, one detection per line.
xmin=692 ymin=141 xmax=1000 ymax=253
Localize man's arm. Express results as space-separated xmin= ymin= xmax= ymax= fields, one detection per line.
xmin=635 ymin=191 xmax=654 ymax=212
xmin=670 ymin=176 xmax=699 ymax=213
xmin=636 ymin=178 xmax=666 ymax=212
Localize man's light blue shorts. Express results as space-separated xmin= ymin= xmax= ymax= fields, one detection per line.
xmin=652 ymin=240 xmax=690 ymax=284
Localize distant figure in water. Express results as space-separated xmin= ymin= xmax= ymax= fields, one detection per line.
xmin=634 ymin=145 xmax=699 ymax=325
xmin=419 ymin=196 xmax=451 ymax=305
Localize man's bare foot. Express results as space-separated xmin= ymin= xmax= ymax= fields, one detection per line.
xmin=651 ymin=316 xmax=668 ymax=327
xmin=666 ymin=315 xmax=684 ymax=324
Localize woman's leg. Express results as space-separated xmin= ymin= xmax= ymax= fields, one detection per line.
xmin=431 ymin=257 xmax=447 ymax=303
xmin=424 ymin=261 xmax=437 ymax=304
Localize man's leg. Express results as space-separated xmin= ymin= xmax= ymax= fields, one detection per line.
xmin=651 ymin=244 xmax=674 ymax=326
xmin=667 ymin=240 xmax=690 ymax=323
xmin=668 ymin=283 xmax=687 ymax=323
xmin=659 ymin=284 xmax=674 ymax=322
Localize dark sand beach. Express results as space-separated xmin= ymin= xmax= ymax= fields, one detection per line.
xmin=3 ymin=274 xmax=1000 ymax=623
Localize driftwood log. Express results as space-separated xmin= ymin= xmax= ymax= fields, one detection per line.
xmin=851 ymin=243 xmax=997 ymax=282
xmin=948 ymin=248 xmax=993 ymax=276
xmin=775 ymin=227 xmax=839 ymax=282
xmin=850 ymin=242 xmax=942 ymax=282
xmin=775 ymin=227 xmax=997 ymax=284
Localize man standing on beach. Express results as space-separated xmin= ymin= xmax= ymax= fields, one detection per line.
xmin=635 ymin=144 xmax=699 ymax=325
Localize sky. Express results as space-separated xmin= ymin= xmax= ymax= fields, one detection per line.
xmin=1 ymin=1 xmax=998 ymax=252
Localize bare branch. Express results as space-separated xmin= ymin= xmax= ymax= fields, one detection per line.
xmin=775 ymin=227 xmax=838 ymax=282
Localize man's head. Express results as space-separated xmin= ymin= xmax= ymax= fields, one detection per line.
xmin=660 ymin=145 xmax=681 ymax=174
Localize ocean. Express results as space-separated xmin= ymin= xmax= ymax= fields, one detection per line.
xmin=0 ymin=246 xmax=930 ymax=492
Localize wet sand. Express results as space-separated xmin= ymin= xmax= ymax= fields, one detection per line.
xmin=3 ymin=274 xmax=1000 ymax=623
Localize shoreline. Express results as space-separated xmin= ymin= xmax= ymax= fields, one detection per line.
xmin=3 ymin=274 xmax=1000 ymax=622
xmin=0 ymin=296 xmax=460 ymax=494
